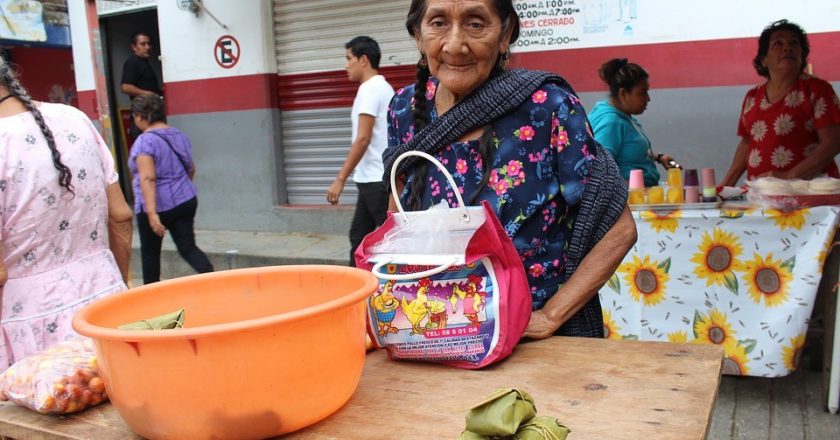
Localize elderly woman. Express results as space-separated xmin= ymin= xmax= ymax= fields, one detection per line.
xmin=589 ymin=58 xmax=677 ymax=187
xmin=721 ymin=19 xmax=840 ymax=186
xmin=0 ymin=56 xmax=133 ymax=369
xmin=129 ymin=94 xmax=214 ymax=284
xmin=382 ymin=0 xmax=637 ymax=339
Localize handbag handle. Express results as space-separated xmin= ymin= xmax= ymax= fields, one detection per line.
xmin=371 ymin=256 xmax=459 ymax=281
xmin=389 ymin=150 xmax=470 ymax=222
xmin=147 ymin=131 xmax=190 ymax=176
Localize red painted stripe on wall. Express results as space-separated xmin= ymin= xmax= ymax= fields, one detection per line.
xmin=164 ymin=73 xmax=279 ymax=116
xmin=511 ymin=32 xmax=840 ymax=92
xmin=155 ymin=32 xmax=839 ymax=115
xmin=77 ymin=90 xmax=98 ymax=120
xmin=277 ymin=65 xmax=416 ymax=110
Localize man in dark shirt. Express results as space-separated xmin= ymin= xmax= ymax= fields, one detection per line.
xmin=120 ymin=32 xmax=161 ymax=98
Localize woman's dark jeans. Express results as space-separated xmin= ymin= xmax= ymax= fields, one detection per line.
xmin=137 ymin=197 xmax=214 ymax=284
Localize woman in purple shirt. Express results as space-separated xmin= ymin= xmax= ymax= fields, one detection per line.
xmin=129 ymin=94 xmax=213 ymax=284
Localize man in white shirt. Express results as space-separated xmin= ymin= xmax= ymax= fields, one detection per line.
xmin=326 ymin=36 xmax=395 ymax=266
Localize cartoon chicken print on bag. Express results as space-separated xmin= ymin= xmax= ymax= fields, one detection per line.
xmin=400 ymin=278 xmax=432 ymax=335
xmin=427 ymin=297 xmax=449 ymax=330
xmin=370 ymin=280 xmax=400 ymax=336
xmin=450 ymin=274 xmax=487 ymax=327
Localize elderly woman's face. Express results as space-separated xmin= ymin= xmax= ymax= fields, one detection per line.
xmin=416 ymin=0 xmax=512 ymax=100
xmin=763 ymin=30 xmax=803 ymax=77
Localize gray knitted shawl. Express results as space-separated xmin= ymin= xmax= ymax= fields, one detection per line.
xmin=383 ymin=68 xmax=628 ymax=337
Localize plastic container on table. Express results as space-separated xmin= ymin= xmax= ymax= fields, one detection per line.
xmin=73 ymin=265 xmax=377 ymax=440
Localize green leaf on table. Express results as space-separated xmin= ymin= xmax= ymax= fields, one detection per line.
xmin=463 ymin=388 xmax=537 ymax=437
xmin=622 ymin=334 xmax=639 ymax=341
xmin=118 ymin=309 xmax=185 ymax=330
xmin=517 ymin=416 xmax=571 ymax=440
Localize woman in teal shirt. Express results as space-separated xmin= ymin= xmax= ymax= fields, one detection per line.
xmin=588 ymin=58 xmax=677 ymax=187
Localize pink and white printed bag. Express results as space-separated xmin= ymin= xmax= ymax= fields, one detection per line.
xmin=355 ymin=151 xmax=532 ymax=369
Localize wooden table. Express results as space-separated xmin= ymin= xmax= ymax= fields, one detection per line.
xmin=0 ymin=337 xmax=723 ymax=440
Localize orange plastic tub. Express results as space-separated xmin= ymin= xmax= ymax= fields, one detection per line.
xmin=73 ymin=265 xmax=377 ymax=440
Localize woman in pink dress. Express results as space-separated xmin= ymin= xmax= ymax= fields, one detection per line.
xmin=0 ymin=56 xmax=134 ymax=370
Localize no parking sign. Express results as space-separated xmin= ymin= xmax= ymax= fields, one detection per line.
xmin=214 ymin=35 xmax=240 ymax=69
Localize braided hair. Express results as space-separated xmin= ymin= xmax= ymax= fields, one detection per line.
xmin=0 ymin=55 xmax=73 ymax=194
xmin=403 ymin=0 xmax=519 ymax=211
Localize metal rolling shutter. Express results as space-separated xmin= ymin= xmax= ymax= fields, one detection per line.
xmin=281 ymin=107 xmax=352 ymax=205
xmin=273 ymin=0 xmax=416 ymax=75
xmin=273 ymin=0 xmax=416 ymax=205
xmin=96 ymin=0 xmax=157 ymax=16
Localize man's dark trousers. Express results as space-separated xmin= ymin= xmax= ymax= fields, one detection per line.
xmin=348 ymin=181 xmax=388 ymax=267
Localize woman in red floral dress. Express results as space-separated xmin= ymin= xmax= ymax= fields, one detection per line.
xmin=721 ymin=20 xmax=840 ymax=186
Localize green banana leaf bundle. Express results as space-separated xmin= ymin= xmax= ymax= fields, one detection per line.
xmin=457 ymin=389 xmax=570 ymax=440
xmin=118 ymin=309 xmax=185 ymax=330
xmin=517 ymin=416 xmax=570 ymax=440
xmin=464 ymin=388 xmax=537 ymax=436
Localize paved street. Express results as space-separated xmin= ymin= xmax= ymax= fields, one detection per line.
xmin=711 ymin=367 xmax=840 ymax=439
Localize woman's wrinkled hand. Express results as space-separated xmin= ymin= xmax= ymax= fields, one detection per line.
xmin=523 ymin=309 xmax=560 ymax=340
xmin=149 ymin=213 xmax=166 ymax=237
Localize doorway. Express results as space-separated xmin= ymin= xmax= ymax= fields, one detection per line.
xmin=97 ymin=8 xmax=161 ymax=202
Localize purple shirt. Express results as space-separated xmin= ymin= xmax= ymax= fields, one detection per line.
xmin=128 ymin=127 xmax=198 ymax=214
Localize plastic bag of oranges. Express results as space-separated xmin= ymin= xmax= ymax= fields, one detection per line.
xmin=0 ymin=337 xmax=107 ymax=414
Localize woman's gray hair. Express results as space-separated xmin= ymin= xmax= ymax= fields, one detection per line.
xmin=0 ymin=53 xmax=73 ymax=193
xmin=130 ymin=93 xmax=167 ymax=124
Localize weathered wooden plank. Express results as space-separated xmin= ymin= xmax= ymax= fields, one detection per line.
xmin=709 ymin=376 xmax=736 ymax=440
xmin=733 ymin=377 xmax=771 ymax=440
xmin=0 ymin=403 xmax=138 ymax=440
xmin=0 ymin=338 xmax=724 ymax=440
xmin=299 ymin=338 xmax=724 ymax=440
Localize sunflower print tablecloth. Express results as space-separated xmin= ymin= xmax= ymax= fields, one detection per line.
xmin=600 ymin=205 xmax=840 ymax=377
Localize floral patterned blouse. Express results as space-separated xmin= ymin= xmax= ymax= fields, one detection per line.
xmin=386 ymin=78 xmax=597 ymax=309
xmin=0 ymin=103 xmax=126 ymax=369
xmin=737 ymin=75 xmax=840 ymax=179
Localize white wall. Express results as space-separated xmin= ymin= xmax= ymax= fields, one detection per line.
xmin=67 ymin=0 xmax=95 ymax=91
xmin=513 ymin=0 xmax=840 ymax=53
xmin=157 ymin=0 xmax=277 ymax=82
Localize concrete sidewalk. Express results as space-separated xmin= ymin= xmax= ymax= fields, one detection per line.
xmin=129 ymin=229 xmax=350 ymax=282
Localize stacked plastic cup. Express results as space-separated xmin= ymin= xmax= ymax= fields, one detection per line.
xmin=701 ymin=168 xmax=717 ymax=202
xmin=666 ymin=168 xmax=683 ymax=203
xmin=628 ymin=169 xmax=645 ymax=204
xmin=684 ymin=169 xmax=700 ymax=203
xmin=647 ymin=186 xmax=664 ymax=204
